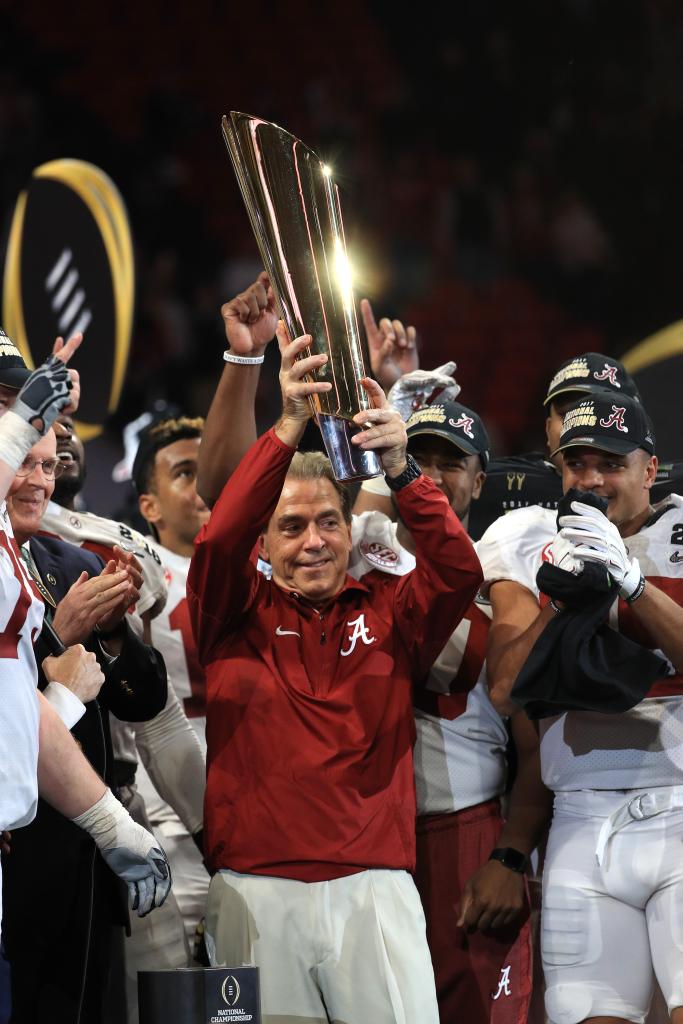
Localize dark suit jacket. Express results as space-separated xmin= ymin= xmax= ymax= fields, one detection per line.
xmin=2 ymin=534 xmax=168 ymax=1021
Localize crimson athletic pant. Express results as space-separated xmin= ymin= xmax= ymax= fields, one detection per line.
xmin=414 ymin=799 xmax=532 ymax=1024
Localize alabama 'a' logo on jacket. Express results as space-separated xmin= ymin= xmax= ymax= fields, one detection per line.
xmin=340 ymin=614 xmax=376 ymax=657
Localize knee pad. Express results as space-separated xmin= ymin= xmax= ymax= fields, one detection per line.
xmin=545 ymin=983 xmax=647 ymax=1024
xmin=544 ymin=982 xmax=594 ymax=1024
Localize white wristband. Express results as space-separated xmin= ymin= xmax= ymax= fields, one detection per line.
xmin=223 ymin=350 xmax=265 ymax=365
xmin=42 ymin=681 xmax=86 ymax=730
xmin=0 ymin=410 xmax=40 ymax=472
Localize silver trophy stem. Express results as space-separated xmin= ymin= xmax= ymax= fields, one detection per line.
xmin=317 ymin=415 xmax=382 ymax=482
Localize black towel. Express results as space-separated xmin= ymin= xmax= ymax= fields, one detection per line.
xmin=512 ymin=490 xmax=667 ymax=719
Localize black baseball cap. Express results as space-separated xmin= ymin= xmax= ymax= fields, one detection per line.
xmin=552 ymin=393 xmax=656 ymax=458
xmin=544 ymin=352 xmax=640 ymax=406
xmin=0 ymin=328 xmax=30 ymax=389
xmin=405 ymin=400 xmax=491 ymax=470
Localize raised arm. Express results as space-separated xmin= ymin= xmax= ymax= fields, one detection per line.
xmin=197 ymin=272 xmax=278 ymax=507
xmin=350 ymin=378 xmax=482 ymax=676
xmin=197 ymin=279 xmax=420 ymax=508
xmin=0 ymin=333 xmax=82 ymax=502
xmin=188 ymin=325 xmax=332 ymax=661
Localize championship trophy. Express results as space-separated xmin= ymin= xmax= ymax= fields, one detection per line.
xmin=222 ymin=111 xmax=381 ymax=481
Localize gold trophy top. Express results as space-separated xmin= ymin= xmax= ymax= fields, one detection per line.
xmin=222 ymin=112 xmax=374 ymax=425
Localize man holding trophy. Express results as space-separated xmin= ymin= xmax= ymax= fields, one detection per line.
xmin=187 ymin=315 xmax=482 ymax=1023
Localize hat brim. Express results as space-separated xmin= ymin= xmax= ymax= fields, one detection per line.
xmin=406 ymin=425 xmax=486 ymax=462
xmin=551 ymin=435 xmax=647 ymax=458
xmin=0 ymin=367 xmax=30 ymax=389
xmin=543 ymin=383 xmax=611 ymax=407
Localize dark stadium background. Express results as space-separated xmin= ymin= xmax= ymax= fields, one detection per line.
xmin=0 ymin=0 xmax=681 ymax=514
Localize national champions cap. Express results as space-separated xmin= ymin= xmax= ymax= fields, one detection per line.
xmin=0 ymin=328 xmax=31 ymax=389
xmin=405 ymin=400 xmax=491 ymax=469
xmin=544 ymin=352 xmax=640 ymax=406
xmin=551 ymin=392 xmax=656 ymax=458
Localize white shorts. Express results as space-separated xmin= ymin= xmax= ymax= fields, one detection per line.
xmin=205 ymin=868 xmax=439 ymax=1024
xmin=542 ymin=788 xmax=683 ymax=1024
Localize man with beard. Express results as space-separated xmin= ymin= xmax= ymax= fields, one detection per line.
xmin=478 ymin=391 xmax=683 ymax=1024
xmin=467 ymin=351 xmax=682 ymax=540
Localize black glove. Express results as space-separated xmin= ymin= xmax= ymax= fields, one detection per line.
xmin=13 ymin=355 xmax=72 ymax=435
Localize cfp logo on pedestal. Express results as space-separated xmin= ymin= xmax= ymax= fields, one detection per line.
xmin=221 ymin=976 xmax=240 ymax=1007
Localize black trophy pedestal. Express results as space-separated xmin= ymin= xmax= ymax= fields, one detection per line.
xmin=139 ymin=967 xmax=261 ymax=1024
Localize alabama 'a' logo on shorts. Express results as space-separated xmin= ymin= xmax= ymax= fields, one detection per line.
xmin=492 ymin=965 xmax=512 ymax=999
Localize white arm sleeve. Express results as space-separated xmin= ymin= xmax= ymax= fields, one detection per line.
xmin=42 ymin=681 xmax=86 ymax=730
xmin=133 ymin=683 xmax=205 ymax=836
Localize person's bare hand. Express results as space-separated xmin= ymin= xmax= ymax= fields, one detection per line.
xmin=360 ymin=299 xmax=418 ymax=391
xmin=52 ymin=567 xmax=131 ymax=646
xmin=221 ymin=272 xmax=279 ymax=356
xmin=42 ymin=643 xmax=105 ymax=703
xmin=277 ymin=321 xmax=331 ymax=423
xmin=351 ymin=378 xmax=408 ymax=477
xmin=456 ymin=860 xmax=527 ymax=933
xmin=96 ymin=546 xmax=142 ymax=632
xmin=52 ymin=333 xmax=83 ymax=415
xmin=1 ymin=831 xmax=11 ymax=855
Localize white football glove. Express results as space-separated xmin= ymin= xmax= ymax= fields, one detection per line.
xmin=387 ymin=362 xmax=461 ymax=422
xmin=546 ymin=530 xmax=584 ymax=575
xmin=72 ymin=789 xmax=171 ymax=916
xmin=558 ymin=499 xmax=642 ymax=599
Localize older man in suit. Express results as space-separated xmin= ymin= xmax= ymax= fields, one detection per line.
xmin=1 ymin=425 xmax=168 ymax=1024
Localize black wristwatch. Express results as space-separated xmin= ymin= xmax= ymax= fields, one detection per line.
xmin=384 ymin=454 xmax=422 ymax=491
xmin=488 ymin=847 xmax=529 ymax=874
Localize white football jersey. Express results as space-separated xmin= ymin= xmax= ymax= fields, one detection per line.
xmin=40 ymin=501 xmax=168 ymax=618
xmin=350 ymin=512 xmax=508 ymax=814
xmin=0 ymin=503 xmax=44 ymax=830
xmin=478 ymin=499 xmax=683 ymax=792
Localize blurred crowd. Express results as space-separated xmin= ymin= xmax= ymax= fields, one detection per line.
xmin=1 ymin=1 xmax=683 ymax=466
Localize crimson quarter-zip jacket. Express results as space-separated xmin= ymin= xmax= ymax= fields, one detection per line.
xmin=188 ymin=428 xmax=482 ymax=880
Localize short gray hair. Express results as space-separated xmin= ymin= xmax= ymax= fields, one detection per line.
xmin=286 ymin=451 xmax=352 ymax=523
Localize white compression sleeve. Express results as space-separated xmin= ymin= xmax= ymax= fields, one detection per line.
xmin=133 ymin=684 xmax=205 ymax=836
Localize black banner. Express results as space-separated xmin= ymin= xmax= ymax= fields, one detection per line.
xmin=2 ymin=159 xmax=134 ymax=439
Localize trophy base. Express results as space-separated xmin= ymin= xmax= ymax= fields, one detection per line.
xmin=317 ymin=415 xmax=382 ymax=482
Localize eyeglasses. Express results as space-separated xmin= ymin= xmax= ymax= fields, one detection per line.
xmin=16 ymin=456 xmax=66 ymax=480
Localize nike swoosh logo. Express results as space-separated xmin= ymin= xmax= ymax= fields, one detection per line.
xmin=276 ymin=626 xmax=301 ymax=637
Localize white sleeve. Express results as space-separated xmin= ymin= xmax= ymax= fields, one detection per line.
xmin=42 ymin=681 xmax=86 ymax=730
xmin=40 ymin=504 xmax=169 ymax=619
xmin=476 ymin=508 xmax=554 ymax=600
xmin=133 ymin=682 xmax=205 ymax=836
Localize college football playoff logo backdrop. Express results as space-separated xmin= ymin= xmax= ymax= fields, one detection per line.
xmin=621 ymin=320 xmax=683 ymax=460
xmin=2 ymin=159 xmax=134 ymax=439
